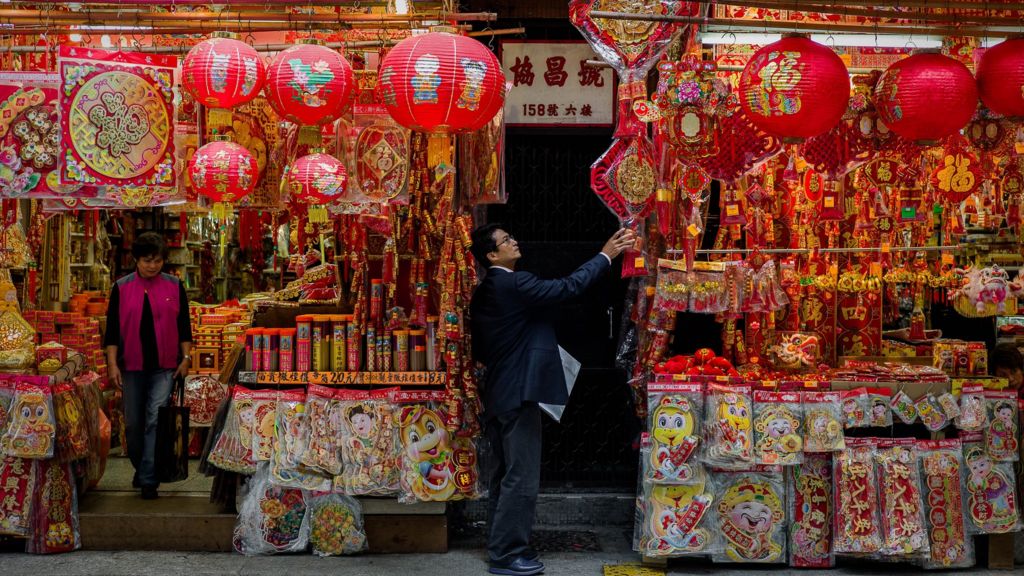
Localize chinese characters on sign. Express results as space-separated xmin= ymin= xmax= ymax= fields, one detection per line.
xmin=501 ymin=40 xmax=614 ymax=126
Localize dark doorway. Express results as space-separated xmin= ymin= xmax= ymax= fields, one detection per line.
xmin=485 ymin=132 xmax=641 ymax=490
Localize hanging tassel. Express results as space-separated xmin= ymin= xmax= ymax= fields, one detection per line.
xmin=207 ymin=107 xmax=233 ymax=129
xmin=427 ymin=133 xmax=453 ymax=169
xmin=298 ymin=125 xmax=323 ymax=147
xmin=308 ymin=205 xmax=329 ymax=224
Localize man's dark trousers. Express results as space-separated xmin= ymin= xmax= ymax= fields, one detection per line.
xmin=486 ymin=403 xmax=542 ymax=565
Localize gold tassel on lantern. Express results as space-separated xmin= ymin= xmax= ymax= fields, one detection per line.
xmin=308 ymin=205 xmax=329 ymax=224
xmin=427 ymin=133 xmax=453 ymax=169
xmin=298 ymin=125 xmax=323 ymax=147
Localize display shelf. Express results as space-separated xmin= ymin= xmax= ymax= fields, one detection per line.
xmin=238 ymin=371 xmax=447 ymax=386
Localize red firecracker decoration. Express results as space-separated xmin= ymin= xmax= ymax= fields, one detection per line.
xmin=874 ymin=51 xmax=978 ymax=145
xmin=976 ymin=37 xmax=1024 ymax=118
xmin=188 ymin=139 xmax=258 ymax=203
xmin=376 ymin=29 xmax=505 ymax=134
xmin=287 ymin=152 xmax=349 ymax=204
xmin=738 ymin=35 xmax=849 ymax=142
xmin=265 ymin=41 xmax=354 ymax=126
xmin=182 ymin=32 xmax=265 ymax=112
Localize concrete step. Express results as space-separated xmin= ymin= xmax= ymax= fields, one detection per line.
xmin=455 ymin=492 xmax=636 ymax=527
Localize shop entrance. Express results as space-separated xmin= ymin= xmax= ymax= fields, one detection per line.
xmin=484 ymin=132 xmax=641 ymax=490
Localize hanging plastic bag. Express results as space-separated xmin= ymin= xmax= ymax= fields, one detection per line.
xmin=875 ymin=438 xmax=929 ymax=558
xmin=646 ymin=381 xmax=703 ymax=483
xmin=208 ymin=386 xmax=257 ymax=474
xmin=0 ymin=454 xmax=36 ymax=536
xmin=252 ymin=390 xmax=291 ymax=462
xmin=270 ymin=390 xmax=330 ymax=491
xmin=307 ymin=491 xmax=367 ymax=557
xmin=890 ymin=389 xmax=918 ymax=425
xmin=703 ymin=383 xmax=753 ymax=469
xmin=917 ymin=439 xmax=974 ymax=569
xmin=983 ymin=390 xmax=1019 ymax=462
xmin=640 ymin=459 xmax=719 ymax=557
xmin=802 ymin=391 xmax=845 ymax=453
xmin=956 ymin=384 xmax=987 ymax=432
xmin=867 ymin=388 xmax=892 ymax=427
xmin=25 ymin=459 xmax=80 ymax=554
xmin=0 ymin=377 xmax=14 ymax=431
xmin=840 ymin=388 xmax=869 ymax=429
xmin=712 ymin=467 xmax=787 ymax=563
xmin=788 ymin=453 xmax=834 ymax=568
xmin=338 ymin=388 xmax=400 ymax=496
xmin=184 ymin=375 xmax=227 ymax=427
xmin=962 ymin=432 xmax=1020 ymax=534
xmin=233 ymin=463 xmax=309 ymax=556
xmin=0 ymin=379 xmax=56 ymax=459
xmin=52 ymin=382 xmax=90 ymax=463
xmin=753 ymin=390 xmax=804 ymax=466
xmin=915 ymin=394 xmax=949 ymax=432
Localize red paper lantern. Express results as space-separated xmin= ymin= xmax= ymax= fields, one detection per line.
xmin=977 ymin=37 xmax=1024 ymax=118
xmin=286 ymin=152 xmax=349 ymax=204
xmin=265 ymin=42 xmax=354 ymax=126
xmin=182 ymin=32 xmax=265 ymax=111
xmin=874 ymin=52 xmax=978 ymax=145
xmin=738 ymin=35 xmax=849 ymax=142
xmin=376 ymin=30 xmax=505 ymax=134
xmin=188 ymin=140 xmax=258 ymax=203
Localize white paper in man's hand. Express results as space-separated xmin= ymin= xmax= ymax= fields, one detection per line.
xmin=539 ymin=346 xmax=581 ymax=422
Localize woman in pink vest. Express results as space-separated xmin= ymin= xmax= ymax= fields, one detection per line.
xmin=104 ymin=232 xmax=193 ymax=499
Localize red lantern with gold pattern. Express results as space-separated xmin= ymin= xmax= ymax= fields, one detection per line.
xmin=182 ymin=32 xmax=265 ymax=112
xmin=738 ymin=35 xmax=850 ymax=143
xmin=874 ymin=51 xmax=978 ymax=145
xmin=188 ymin=139 xmax=258 ymax=203
xmin=286 ymin=152 xmax=349 ymax=204
xmin=376 ymin=30 xmax=505 ymax=134
xmin=265 ymin=41 xmax=354 ymax=126
xmin=977 ymin=37 xmax=1024 ymax=118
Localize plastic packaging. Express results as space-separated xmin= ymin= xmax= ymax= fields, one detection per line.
xmin=889 ymin=389 xmax=918 ymax=425
xmin=233 ymin=464 xmax=310 ymax=555
xmin=867 ymin=388 xmax=892 ymax=427
xmin=0 ymin=377 xmax=15 ymax=432
xmin=270 ymin=390 xmax=330 ymax=491
xmin=962 ymin=433 xmax=1020 ymax=534
xmin=52 ymin=381 xmax=89 ymax=463
xmin=802 ymin=391 xmax=845 ymax=453
xmin=207 ymin=386 xmax=257 ymax=474
xmin=393 ymin=390 xmax=479 ymax=503
xmin=956 ymin=384 xmax=987 ymax=432
xmin=833 ymin=437 xmax=882 ymax=555
xmin=183 ymin=375 xmax=227 ymax=428
xmin=307 ymin=492 xmax=367 ymax=556
xmin=983 ymin=390 xmax=1019 ymax=462
xmin=875 ymin=438 xmax=928 ymax=557
xmin=25 ymin=459 xmax=80 ymax=554
xmin=917 ymin=439 xmax=974 ymax=569
xmin=0 ymin=453 xmax=36 ymax=536
xmin=0 ymin=379 xmax=56 ymax=459
xmin=712 ymin=467 xmax=787 ymax=563
xmin=936 ymin=392 xmax=961 ymax=421
xmin=252 ymin=390 xmax=291 ymax=462
xmin=752 ymin=390 xmax=803 ymax=466
xmin=300 ymin=385 xmax=342 ymax=476
xmin=337 ymin=388 xmax=400 ymax=496
xmin=703 ymin=383 xmax=753 ymax=468
xmin=641 ymin=461 xmax=719 ymax=557
xmin=788 ymin=453 xmax=834 ymax=568
xmin=646 ymin=381 xmax=703 ymax=483
xmin=840 ymin=388 xmax=869 ymax=429
xmin=914 ymin=394 xmax=949 ymax=432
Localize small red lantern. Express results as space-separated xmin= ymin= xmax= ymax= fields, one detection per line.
xmin=874 ymin=51 xmax=978 ymax=145
xmin=376 ymin=30 xmax=505 ymax=134
xmin=182 ymin=32 xmax=265 ymax=113
xmin=188 ymin=139 xmax=258 ymax=203
xmin=977 ymin=37 xmax=1024 ymax=118
xmin=738 ymin=35 xmax=849 ymax=142
xmin=286 ymin=152 xmax=349 ymax=204
xmin=265 ymin=41 xmax=354 ymax=126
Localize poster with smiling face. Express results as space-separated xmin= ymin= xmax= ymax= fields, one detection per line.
xmin=713 ymin=470 xmax=787 ymax=563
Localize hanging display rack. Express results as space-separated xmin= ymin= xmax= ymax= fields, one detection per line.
xmin=667 ymin=245 xmax=962 ymax=256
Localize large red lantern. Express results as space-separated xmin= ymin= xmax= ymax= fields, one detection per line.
xmin=188 ymin=139 xmax=258 ymax=203
xmin=182 ymin=32 xmax=265 ymax=114
xmin=265 ymin=41 xmax=354 ymax=126
xmin=977 ymin=37 xmax=1024 ymax=118
xmin=376 ymin=30 xmax=505 ymax=134
xmin=738 ymin=35 xmax=849 ymax=142
xmin=286 ymin=152 xmax=349 ymax=204
xmin=874 ymin=51 xmax=978 ymax=145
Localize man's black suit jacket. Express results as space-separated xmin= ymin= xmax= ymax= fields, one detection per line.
xmin=470 ymin=254 xmax=610 ymax=421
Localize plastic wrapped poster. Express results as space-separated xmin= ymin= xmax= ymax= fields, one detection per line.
xmin=0 ymin=455 xmax=36 ymax=536
xmin=712 ymin=467 xmax=787 ymax=563
xmin=875 ymin=438 xmax=928 ymax=557
xmin=233 ymin=464 xmax=309 ymax=556
xmin=251 ymin=389 xmax=301 ymax=462
xmin=392 ymin=390 xmax=479 ymax=503
xmin=300 ymin=385 xmax=342 ymax=476
xmin=788 ymin=453 xmax=834 ymax=568
xmin=646 ymin=381 xmax=703 ymax=483
xmin=183 ymin=375 xmax=227 ymax=427
xmin=52 ymin=381 xmax=89 ymax=463
xmin=752 ymin=390 xmax=803 ymax=466
xmin=0 ymin=379 xmax=56 ymax=459
xmin=337 ymin=388 xmax=400 ymax=496
xmin=833 ymin=437 xmax=882 ymax=555
xmin=915 ymin=394 xmax=949 ymax=432
xmin=641 ymin=461 xmax=719 ymax=557
xmin=307 ymin=492 xmax=367 ymax=557
xmin=983 ymin=390 xmax=1019 ymax=462
xmin=890 ymin=389 xmax=918 ymax=425
xmin=962 ymin=433 xmax=1020 ymax=534
xmin=802 ymin=391 xmax=845 ymax=453
xmin=703 ymin=384 xmax=753 ymax=468
xmin=270 ymin=391 xmax=330 ymax=491
xmin=25 ymin=459 xmax=80 ymax=554
xmin=867 ymin=388 xmax=892 ymax=427
xmin=840 ymin=388 xmax=869 ymax=429
xmin=956 ymin=384 xmax=987 ymax=432
xmin=917 ymin=439 xmax=974 ymax=569
xmin=207 ymin=386 xmax=257 ymax=474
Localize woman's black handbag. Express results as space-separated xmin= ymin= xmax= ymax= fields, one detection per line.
xmin=156 ymin=375 xmax=190 ymax=483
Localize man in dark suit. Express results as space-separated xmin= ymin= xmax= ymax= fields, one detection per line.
xmin=470 ymin=223 xmax=636 ymax=576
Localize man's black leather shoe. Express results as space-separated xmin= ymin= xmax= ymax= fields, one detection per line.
xmin=523 ymin=548 xmax=540 ymax=562
xmin=488 ymin=556 xmax=544 ymax=576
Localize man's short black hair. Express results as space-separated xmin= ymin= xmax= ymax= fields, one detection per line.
xmin=132 ymin=232 xmax=168 ymax=260
xmin=470 ymin=222 xmax=505 ymax=267
xmin=991 ymin=342 xmax=1023 ymax=374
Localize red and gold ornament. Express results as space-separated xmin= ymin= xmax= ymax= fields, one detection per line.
xmin=976 ymin=37 xmax=1024 ymax=118
xmin=188 ymin=139 xmax=258 ymax=203
xmin=182 ymin=32 xmax=265 ymax=121
xmin=265 ymin=41 xmax=354 ymax=127
xmin=287 ymin=152 xmax=349 ymax=205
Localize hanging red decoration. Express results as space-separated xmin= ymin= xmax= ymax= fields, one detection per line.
xmin=737 ymin=35 xmax=850 ymax=143
xmin=874 ymin=52 xmax=978 ymax=145
xmin=187 ymin=139 xmax=258 ymax=203
xmin=265 ymin=41 xmax=354 ymax=126
xmin=376 ymin=30 xmax=505 ymax=134
xmin=286 ymin=152 xmax=349 ymax=204
xmin=182 ymin=32 xmax=265 ymax=112
xmin=976 ymin=37 xmax=1024 ymax=118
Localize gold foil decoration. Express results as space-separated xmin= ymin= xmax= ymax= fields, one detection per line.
xmin=0 ymin=269 xmax=35 ymax=372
